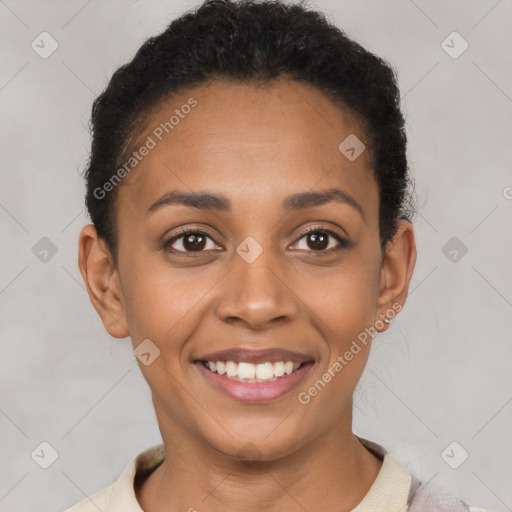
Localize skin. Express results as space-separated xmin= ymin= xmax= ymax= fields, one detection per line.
xmin=78 ymin=76 xmax=416 ymax=512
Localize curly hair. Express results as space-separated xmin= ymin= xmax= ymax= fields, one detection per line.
xmin=83 ymin=0 xmax=415 ymax=265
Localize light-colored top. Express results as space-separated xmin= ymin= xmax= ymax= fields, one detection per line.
xmin=63 ymin=436 xmax=492 ymax=512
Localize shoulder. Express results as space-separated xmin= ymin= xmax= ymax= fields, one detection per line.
xmin=407 ymin=472 xmax=496 ymax=512
xmin=60 ymin=443 xmax=165 ymax=512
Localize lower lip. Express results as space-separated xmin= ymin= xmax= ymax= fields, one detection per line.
xmin=195 ymin=361 xmax=314 ymax=403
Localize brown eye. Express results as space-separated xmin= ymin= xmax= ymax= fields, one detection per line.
xmin=182 ymin=233 xmax=207 ymax=251
xmin=164 ymin=229 xmax=219 ymax=254
xmin=305 ymin=231 xmax=329 ymax=251
xmin=291 ymin=227 xmax=349 ymax=253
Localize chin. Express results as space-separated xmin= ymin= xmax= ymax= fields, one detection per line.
xmin=202 ymin=420 xmax=310 ymax=463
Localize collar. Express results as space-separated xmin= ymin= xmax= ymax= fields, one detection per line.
xmin=352 ymin=436 xmax=412 ymax=511
xmin=107 ymin=436 xmax=411 ymax=512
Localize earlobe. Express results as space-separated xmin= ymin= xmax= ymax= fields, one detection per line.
xmin=375 ymin=220 xmax=417 ymax=331
xmin=78 ymin=224 xmax=130 ymax=339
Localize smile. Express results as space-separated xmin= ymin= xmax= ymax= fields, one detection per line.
xmin=202 ymin=360 xmax=304 ymax=383
xmin=194 ymin=348 xmax=315 ymax=403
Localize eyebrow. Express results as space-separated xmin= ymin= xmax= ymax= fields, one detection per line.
xmin=146 ymin=187 xmax=365 ymax=221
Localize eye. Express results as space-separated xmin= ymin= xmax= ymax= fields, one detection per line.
xmin=163 ymin=225 xmax=350 ymax=256
xmin=290 ymin=226 xmax=349 ymax=253
xmin=163 ymin=227 xmax=221 ymax=254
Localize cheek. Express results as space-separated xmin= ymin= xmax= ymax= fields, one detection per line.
xmin=309 ymin=262 xmax=380 ymax=334
xmin=120 ymin=255 xmax=221 ymax=352
xmin=295 ymin=271 xmax=377 ymax=417
xmin=303 ymin=252 xmax=381 ymax=374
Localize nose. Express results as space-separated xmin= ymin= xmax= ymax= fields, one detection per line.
xmin=214 ymin=247 xmax=299 ymax=330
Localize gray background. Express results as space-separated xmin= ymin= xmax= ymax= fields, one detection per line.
xmin=1 ymin=0 xmax=511 ymax=510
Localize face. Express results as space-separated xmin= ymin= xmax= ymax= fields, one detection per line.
xmin=79 ymin=77 xmax=416 ymax=462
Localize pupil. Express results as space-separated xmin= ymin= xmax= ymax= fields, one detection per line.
xmin=309 ymin=232 xmax=328 ymax=250
xmin=184 ymin=234 xmax=206 ymax=251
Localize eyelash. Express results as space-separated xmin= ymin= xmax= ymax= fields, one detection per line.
xmin=163 ymin=225 xmax=350 ymax=255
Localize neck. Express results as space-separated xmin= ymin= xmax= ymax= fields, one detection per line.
xmin=136 ymin=423 xmax=383 ymax=512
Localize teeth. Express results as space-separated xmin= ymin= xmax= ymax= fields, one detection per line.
xmin=274 ymin=361 xmax=285 ymax=377
xmin=238 ymin=362 xmax=256 ymax=379
xmin=256 ymin=362 xmax=274 ymax=380
xmin=226 ymin=361 xmax=238 ymax=377
xmin=204 ymin=360 xmax=305 ymax=382
xmin=216 ymin=361 xmax=226 ymax=375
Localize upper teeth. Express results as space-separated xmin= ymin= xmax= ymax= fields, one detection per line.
xmin=206 ymin=360 xmax=302 ymax=381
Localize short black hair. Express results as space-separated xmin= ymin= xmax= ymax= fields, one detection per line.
xmin=83 ymin=0 xmax=415 ymax=265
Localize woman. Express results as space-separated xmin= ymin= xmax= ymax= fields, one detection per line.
xmin=67 ymin=0 xmax=491 ymax=510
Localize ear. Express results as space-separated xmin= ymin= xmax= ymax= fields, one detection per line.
xmin=78 ymin=223 xmax=130 ymax=338
xmin=375 ymin=220 xmax=417 ymax=332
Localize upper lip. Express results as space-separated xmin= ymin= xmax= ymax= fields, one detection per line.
xmin=195 ymin=348 xmax=314 ymax=365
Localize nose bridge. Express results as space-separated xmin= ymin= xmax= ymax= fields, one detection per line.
xmin=215 ymin=237 xmax=297 ymax=328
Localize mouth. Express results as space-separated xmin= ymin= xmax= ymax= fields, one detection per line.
xmin=193 ymin=348 xmax=314 ymax=403
xmin=198 ymin=360 xmax=307 ymax=382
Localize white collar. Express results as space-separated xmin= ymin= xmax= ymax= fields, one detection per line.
xmin=96 ymin=436 xmax=411 ymax=511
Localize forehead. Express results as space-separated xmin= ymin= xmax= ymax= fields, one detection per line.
xmin=116 ymin=77 xmax=377 ymax=217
